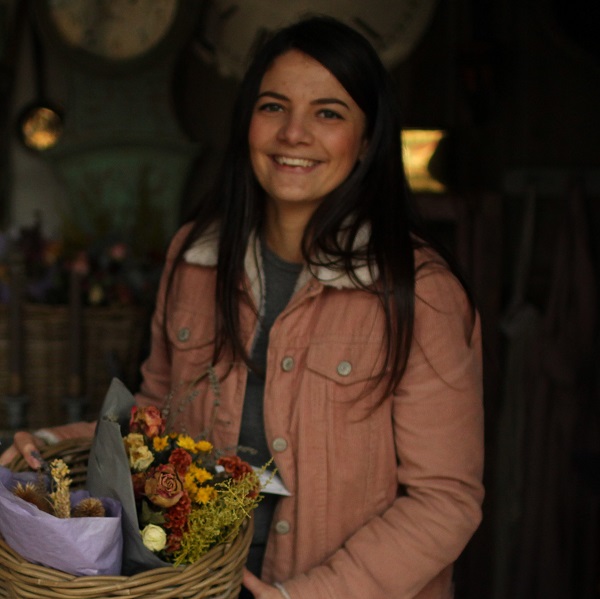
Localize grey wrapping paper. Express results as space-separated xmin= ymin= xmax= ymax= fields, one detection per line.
xmin=86 ymin=378 xmax=172 ymax=575
xmin=0 ymin=468 xmax=122 ymax=576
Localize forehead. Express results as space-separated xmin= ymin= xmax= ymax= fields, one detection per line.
xmin=259 ymin=49 xmax=351 ymax=98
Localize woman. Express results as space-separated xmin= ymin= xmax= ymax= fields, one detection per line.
xmin=1 ymin=15 xmax=484 ymax=599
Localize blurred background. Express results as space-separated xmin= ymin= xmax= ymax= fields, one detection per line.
xmin=0 ymin=1 xmax=598 ymax=597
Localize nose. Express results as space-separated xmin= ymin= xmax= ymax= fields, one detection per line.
xmin=277 ymin=112 xmax=312 ymax=145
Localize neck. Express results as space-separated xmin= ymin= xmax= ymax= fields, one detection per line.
xmin=264 ymin=204 xmax=311 ymax=263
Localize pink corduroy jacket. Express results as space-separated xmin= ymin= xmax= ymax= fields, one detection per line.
xmin=51 ymin=223 xmax=484 ymax=598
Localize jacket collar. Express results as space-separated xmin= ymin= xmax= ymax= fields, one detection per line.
xmin=183 ymin=223 xmax=379 ymax=301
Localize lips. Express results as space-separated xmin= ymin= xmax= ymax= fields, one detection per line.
xmin=273 ymin=155 xmax=319 ymax=168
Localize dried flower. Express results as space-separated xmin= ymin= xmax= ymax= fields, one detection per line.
xmin=141 ymin=524 xmax=167 ymax=552
xmin=123 ymin=401 xmax=265 ymax=565
xmin=12 ymin=482 xmax=53 ymax=514
xmin=49 ymin=459 xmax=72 ymax=519
xmin=130 ymin=406 xmax=166 ymax=438
xmin=218 ymin=455 xmax=254 ymax=480
xmin=168 ymin=448 xmax=192 ymax=477
xmin=72 ymin=498 xmax=106 ymax=518
xmin=144 ymin=464 xmax=184 ymax=509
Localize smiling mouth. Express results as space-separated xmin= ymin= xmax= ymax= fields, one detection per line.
xmin=273 ymin=155 xmax=319 ymax=168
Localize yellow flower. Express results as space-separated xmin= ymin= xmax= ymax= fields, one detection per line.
xmin=184 ymin=466 xmax=213 ymax=496
xmin=153 ymin=436 xmax=169 ymax=451
xmin=193 ymin=486 xmax=217 ymax=504
xmin=195 ymin=440 xmax=213 ymax=453
xmin=176 ymin=435 xmax=197 ymax=451
xmin=190 ymin=464 xmax=213 ymax=483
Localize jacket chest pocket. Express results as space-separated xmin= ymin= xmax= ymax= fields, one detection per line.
xmin=167 ymin=307 xmax=215 ymax=379
xmin=305 ymin=341 xmax=383 ymax=403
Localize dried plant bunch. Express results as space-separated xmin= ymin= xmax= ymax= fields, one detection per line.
xmin=49 ymin=459 xmax=72 ymax=519
xmin=72 ymin=497 xmax=106 ymax=518
xmin=10 ymin=459 xmax=108 ymax=520
xmin=12 ymin=481 xmax=54 ymax=514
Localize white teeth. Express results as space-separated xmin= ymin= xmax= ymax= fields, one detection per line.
xmin=274 ymin=156 xmax=317 ymax=168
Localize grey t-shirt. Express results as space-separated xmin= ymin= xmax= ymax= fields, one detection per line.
xmin=238 ymin=241 xmax=302 ymax=576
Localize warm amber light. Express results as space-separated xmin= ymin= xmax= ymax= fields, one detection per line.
xmin=20 ymin=106 xmax=63 ymax=151
xmin=401 ymin=129 xmax=446 ymax=193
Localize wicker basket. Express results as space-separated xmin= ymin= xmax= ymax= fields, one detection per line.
xmin=0 ymin=304 xmax=149 ymax=428
xmin=0 ymin=438 xmax=253 ymax=599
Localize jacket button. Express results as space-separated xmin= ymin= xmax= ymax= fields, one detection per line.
xmin=177 ymin=327 xmax=191 ymax=342
xmin=281 ymin=356 xmax=294 ymax=372
xmin=275 ymin=520 xmax=291 ymax=535
xmin=272 ymin=437 xmax=288 ymax=452
xmin=337 ymin=360 xmax=352 ymax=376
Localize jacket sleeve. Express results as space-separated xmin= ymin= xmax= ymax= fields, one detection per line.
xmin=283 ymin=264 xmax=485 ymax=599
xmin=135 ymin=223 xmax=195 ymax=410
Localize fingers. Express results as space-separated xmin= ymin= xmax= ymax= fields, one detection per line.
xmin=3 ymin=432 xmax=44 ymax=469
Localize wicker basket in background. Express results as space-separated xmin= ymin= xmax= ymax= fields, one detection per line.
xmin=0 ymin=438 xmax=253 ymax=599
xmin=0 ymin=304 xmax=149 ymax=429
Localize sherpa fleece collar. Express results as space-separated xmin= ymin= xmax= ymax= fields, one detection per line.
xmin=183 ymin=223 xmax=379 ymax=306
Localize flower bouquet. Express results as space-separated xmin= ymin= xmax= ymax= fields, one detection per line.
xmin=0 ymin=457 xmax=122 ymax=576
xmin=86 ymin=377 xmax=262 ymax=575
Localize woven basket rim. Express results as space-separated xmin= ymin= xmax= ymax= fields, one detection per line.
xmin=0 ymin=438 xmax=253 ymax=598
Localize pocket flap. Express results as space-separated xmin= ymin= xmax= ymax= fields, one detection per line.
xmin=306 ymin=342 xmax=381 ymax=385
xmin=167 ymin=307 xmax=214 ymax=350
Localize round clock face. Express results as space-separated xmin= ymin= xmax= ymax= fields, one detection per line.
xmin=194 ymin=0 xmax=439 ymax=79
xmin=46 ymin=0 xmax=179 ymax=61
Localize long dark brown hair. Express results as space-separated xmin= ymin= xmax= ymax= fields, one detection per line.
xmin=166 ymin=15 xmax=469 ymax=398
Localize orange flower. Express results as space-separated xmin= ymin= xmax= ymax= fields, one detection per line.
xmin=217 ymin=455 xmax=254 ymax=480
xmin=168 ymin=448 xmax=192 ymax=477
xmin=130 ymin=406 xmax=166 ymax=438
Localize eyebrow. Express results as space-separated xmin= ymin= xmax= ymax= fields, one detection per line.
xmin=256 ymin=91 xmax=350 ymax=110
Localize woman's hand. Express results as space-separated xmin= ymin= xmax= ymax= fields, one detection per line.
xmin=0 ymin=431 xmax=45 ymax=469
xmin=242 ymin=568 xmax=287 ymax=599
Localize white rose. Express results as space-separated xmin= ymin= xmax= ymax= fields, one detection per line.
xmin=141 ymin=524 xmax=167 ymax=552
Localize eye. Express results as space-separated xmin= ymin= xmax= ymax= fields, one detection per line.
xmin=257 ymin=102 xmax=284 ymax=113
xmin=318 ymin=108 xmax=343 ymax=120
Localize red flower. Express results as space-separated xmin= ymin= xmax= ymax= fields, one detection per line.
xmin=165 ymin=492 xmax=191 ymax=531
xmin=130 ymin=406 xmax=166 ymax=438
xmin=217 ymin=455 xmax=254 ymax=480
xmin=165 ymin=493 xmax=191 ymax=553
xmin=165 ymin=530 xmax=184 ymax=553
xmin=144 ymin=464 xmax=184 ymax=508
xmin=169 ymin=448 xmax=192 ymax=477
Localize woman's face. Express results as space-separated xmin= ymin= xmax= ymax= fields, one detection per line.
xmin=249 ymin=50 xmax=368 ymax=217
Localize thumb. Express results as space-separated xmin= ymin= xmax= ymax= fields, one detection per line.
xmin=0 ymin=444 xmax=19 ymax=467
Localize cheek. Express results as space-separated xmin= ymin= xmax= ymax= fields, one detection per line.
xmin=248 ymin=119 xmax=265 ymax=175
xmin=331 ymin=131 xmax=366 ymax=171
xmin=248 ymin=114 xmax=271 ymax=151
